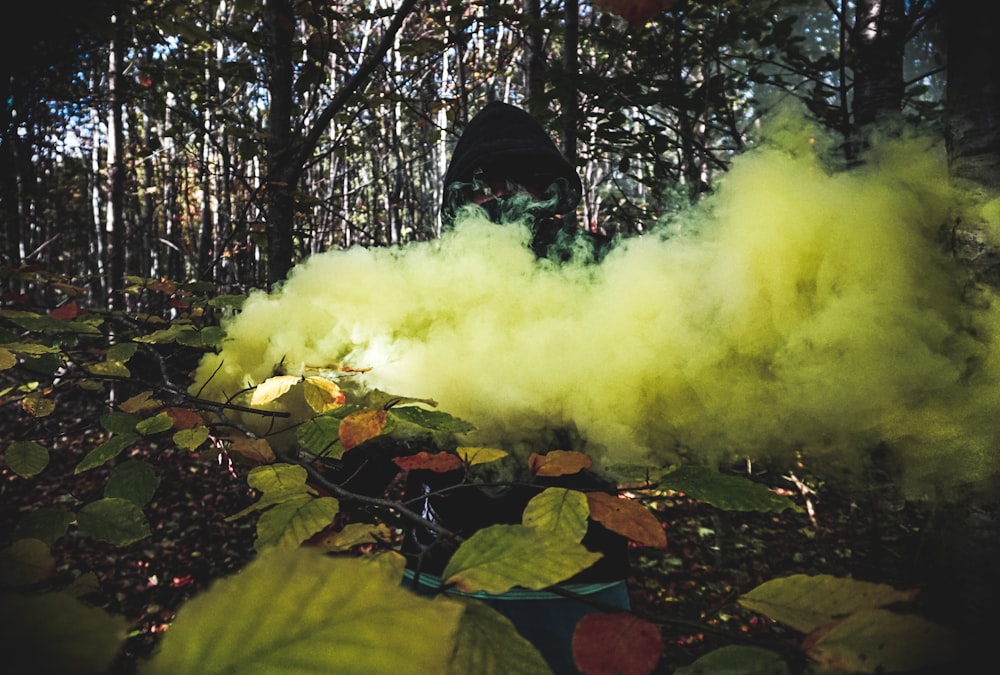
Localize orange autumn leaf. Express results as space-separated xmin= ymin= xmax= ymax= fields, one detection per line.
xmin=339 ymin=409 xmax=388 ymax=451
xmin=572 ymin=612 xmax=662 ymax=675
xmin=591 ymin=0 xmax=679 ymax=27
xmin=585 ymin=492 xmax=667 ymax=548
xmin=528 ymin=450 xmax=593 ymax=477
xmin=392 ymin=451 xmax=463 ymax=473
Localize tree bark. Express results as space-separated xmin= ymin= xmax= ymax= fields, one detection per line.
xmin=944 ymin=0 xmax=1000 ymax=191
xmin=850 ymin=0 xmax=907 ymax=132
xmin=263 ymin=0 xmax=295 ymax=288
xmin=561 ymin=0 xmax=580 ymax=229
xmin=523 ymin=0 xmax=546 ymax=118
xmin=105 ymin=14 xmax=127 ymax=310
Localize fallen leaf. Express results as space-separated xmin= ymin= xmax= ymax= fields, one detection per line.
xmin=249 ymin=375 xmax=301 ymax=406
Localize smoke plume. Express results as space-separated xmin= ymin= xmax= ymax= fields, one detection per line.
xmin=193 ymin=114 xmax=1000 ymax=499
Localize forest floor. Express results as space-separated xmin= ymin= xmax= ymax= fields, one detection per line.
xmin=2 ymin=417 xmax=998 ymax=674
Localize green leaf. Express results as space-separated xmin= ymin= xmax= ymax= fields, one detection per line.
xmin=0 ymin=310 xmax=101 ymax=334
xmin=141 ymin=549 xmax=464 ymax=675
xmin=0 ymin=346 xmax=15 ymax=369
xmin=106 ymin=342 xmax=138 ymax=363
xmin=86 ymin=360 xmax=131 ymax=377
xmin=246 ymin=463 xmax=308 ymax=492
xmin=738 ymin=574 xmax=916 ymax=634
xmin=136 ymin=412 xmax=174 ymax=435
xmin=522 ymin=488 xmax=589 ymax=544
xmin=390 ymin=406 xmax=476 ymax=433
xmin=658 ymin=465 xmax=802 ymax=513
xmin=207 ymin=294 xmax=246 ymax=310
xmin=105 ymin=460 xmax=160 ymax=506
xmin=448 ymin=599 xmax=552 ymax=675
xmin=442 ymin=524 xmax=603 ymax=595
xmin=174 ymin=425 xmax=210 ymax=451
xmin=254 ymin=496 xmax=339 ymax=550
xmin=0 ymin=538 xmax=56 ymax=587
xmin=674 ymin=645 xmax=791 ymax=675
xmin=296 ymin=415 xmax=343 ymax=457
xmin=75 ymin=434 xmax=138 ymax=474
xmin=5 ymin=440 xmax=50 ymax=477
xmin=100 ymin=411 xmax=141 ymax=434
xmin=226 ymin=485 xmax=316 ymax=521
xmin=0 ymin=341 xmax=62 ymax=356
xmin=13 ymin=508 xmax=75 ymax=545
xmin=804 ymin=608 xmax=961 ymax=674
xmin=76 ymin=497 xmax=151 ymax=545
xmin=0 ymin=592 xmax=127 ymax=674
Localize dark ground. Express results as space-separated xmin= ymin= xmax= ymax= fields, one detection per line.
xmin=2 ymin=422 xmax=997 ymax=674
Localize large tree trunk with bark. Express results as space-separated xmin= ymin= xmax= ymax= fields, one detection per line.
xmin=943 ymin=0 xmax=1000 ymax=287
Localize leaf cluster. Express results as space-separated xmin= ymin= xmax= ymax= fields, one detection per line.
xmin=0 ymin=268 xmax=963 ymax=674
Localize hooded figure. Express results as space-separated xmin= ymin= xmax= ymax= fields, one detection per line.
xmin=441 ymin=101 xmax=600 ymax=260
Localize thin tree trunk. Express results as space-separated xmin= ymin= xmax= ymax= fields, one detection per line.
xmin=523 ymin=0 xmax=546 ymax=118
xmin=561 ymin=0 xmax=580 ymax=229
xmin=105 ymin=14 xmax=127 ymax=310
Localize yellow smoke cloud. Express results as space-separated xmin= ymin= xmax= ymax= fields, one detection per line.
xmin=193 ymin=117 xmax=1000 ymax=499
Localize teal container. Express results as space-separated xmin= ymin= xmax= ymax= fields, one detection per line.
xmin=403 ymin=570 xmax=631 ymax=675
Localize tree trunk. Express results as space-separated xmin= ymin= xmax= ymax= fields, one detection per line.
xmin=105 ymin=15 xmax=127 ymax=310
xmin=850 ymin=0 xmax=907 ymax=132
xmin=943 ymin=0 xmax=1000 ymax=288
xmin=561 ymin=0 xmax=580 ymax=230
xmin=523 ymin=0 xmax=546 ymax=118
xmin=263 ymin=0 xmax=296 ymax=288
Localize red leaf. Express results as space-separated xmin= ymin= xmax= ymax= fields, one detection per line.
xmin=50 ymin=301 xmax=84 ymax=320
xmin=591 ymin=0 xmax=680 ymax=27
xmin=528 ymin=450 xmax=593 ymax=477
xmin=392 ymin=451 xmax=463 ymax=473
xmin=573 ymin=612 xmax=662 ymax=675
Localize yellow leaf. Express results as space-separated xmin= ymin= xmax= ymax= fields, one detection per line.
xmin=21 ymin=392 xmax=55 ymax=418
xmin=303 ymin=376 xmax=346 ymax=413
xmin=119 ymin=390 xmax=160 ymax=413
xmin=227 ymin=437 xmax=276 ymax=464
xmin=0 ymin=347 xmax=15 ymax=370
xmin=456 ymin=446 xmax=509 ymax=466
xmin=250 ymin=375 xmax=301 ymax=406
xmin=314 ymin=523 xmax=394 ymax=552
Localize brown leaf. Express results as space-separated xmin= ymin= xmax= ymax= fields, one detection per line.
xmin=591 ymin=0 xmax=680 ymax=27
xmin=303 ymin=376 xmax=346 ymax=413
xmin=528 ymin=450 xmax=593 ymax=477
xmin=339 ymin=409 xmax=388 ymax=451
xmin=392 ymin=451 xmax=462 ymax=473
xmin=163 ymin=407 xmax=205 ymax=430
xmin=585 ymin=492 xmax=667 ymax=548
xmin=572 ymin=612 xmax=662 ymax=675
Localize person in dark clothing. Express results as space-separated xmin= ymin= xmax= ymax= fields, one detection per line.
xmin=441 ymin=100 xmax=610 ymax=261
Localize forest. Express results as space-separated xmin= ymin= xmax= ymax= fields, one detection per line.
xmin=1 ymin=0 xmax=998 ymax=674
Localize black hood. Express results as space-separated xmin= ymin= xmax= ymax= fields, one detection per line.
xmin=441 ymin=101 xmax=582 ymax=222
